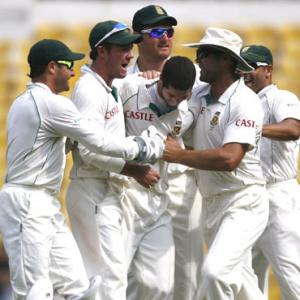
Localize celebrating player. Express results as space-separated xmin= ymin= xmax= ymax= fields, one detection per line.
xmin=162 ymin=28 xmax=269 ymax=300
xmin=241 ymin=44 xmax=300 ymax=300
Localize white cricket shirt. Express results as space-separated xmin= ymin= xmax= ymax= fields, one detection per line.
xmin=69 ymin=65 xmax=126 ymax=179
xmin=258 ymin=84 xmax=300 ymax=183
xmin=120 ymin=76 xmax=194 ymax=219
xmin=5 ymin=82 xmax=138 ymax=193
xmin=190 ymin=79 xmax=266 ymax=198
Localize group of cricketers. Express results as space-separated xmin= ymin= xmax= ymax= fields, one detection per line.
xmin=0 ymin=3 xmax=299 ymax=300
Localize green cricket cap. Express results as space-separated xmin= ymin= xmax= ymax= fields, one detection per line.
xmin=241 ymin=45 xmax=273 ymax=65
xmin=89 ymin=20 xmax=142 ymax=48
xmin=28 ymin=39 xmax=85 ymax=66
xmin=132 ymin=5 xmax=177 ymax=32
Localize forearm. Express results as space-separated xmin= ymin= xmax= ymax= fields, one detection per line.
xmin=171 ymin=147 xmax=239 ymax=171
xmin=263 ymin=120 xmax=300 ymax=141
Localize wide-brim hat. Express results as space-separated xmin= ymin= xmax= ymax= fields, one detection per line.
xmin=89 ymin=20 xmax=142 ymax=48
xmin=183 ymin=27 xmax=254 ymax=73
xmin=132 ymin=5 xmax=177 ymax=32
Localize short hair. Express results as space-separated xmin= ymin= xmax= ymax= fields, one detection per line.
xmin=89 ymin=43 xmax=113 ymax=60
xmin=161 ymin=56 xmax=196 ymax=90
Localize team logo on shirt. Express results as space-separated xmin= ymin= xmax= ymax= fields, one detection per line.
xmin=172 ymin=120 xmax=182 ymax=136
xmin=210 ymin=111 xmax=220 ymax=128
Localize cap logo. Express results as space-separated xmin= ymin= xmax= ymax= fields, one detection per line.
xmin=241 ymin=46 xmax=250 ymax=54
xmin=155 ymin=5 xmax=165 ymax=15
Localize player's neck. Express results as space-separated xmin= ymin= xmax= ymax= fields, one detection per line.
xmin=137 ymin=56 xmax=166 ymax=73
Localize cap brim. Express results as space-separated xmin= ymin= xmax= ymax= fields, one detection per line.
xmin=183 ymin=43 xmax=254 ymax=73
xmin=68 ymin=52 xmax=85 ymax=61
xmin=107 ymin=33 xmax=142 ymax=45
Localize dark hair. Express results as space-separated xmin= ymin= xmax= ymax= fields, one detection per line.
xmin=161 ymin=56 xmax=196 ymax=90
xmin=89 ymin=43 xmax=113 ymax=60
xmin=28 ymin=63 xmax=48 ymax=78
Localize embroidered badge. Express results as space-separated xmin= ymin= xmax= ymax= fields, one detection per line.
xmin=172 ymin=120 xmax=182 ymax=136
xmin=210 ymin=111 xmax=220 ymax=128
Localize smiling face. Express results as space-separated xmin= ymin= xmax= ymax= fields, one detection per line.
xmin=137 ymin=21 xmax=174 ymax=62
xmin=242 ymin=63 xmax=273 ymax=93
xmin=195 ymin=47 xmax=226 ymax=84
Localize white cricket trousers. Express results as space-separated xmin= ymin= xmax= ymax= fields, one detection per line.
xmin=166 ymin=169 xmax=204 ymax=300
xmin=126 ymin=211 xmax=175 ymax=300
xmin=67 ymin=178 xmax=128 ymax=300
xmin=0 ymin=184 xmax=90 ymax=300
xmin=196 ymin=184 xmax=269 ymax=300
xmin=252 ymin=179 xmax=300 ymax=300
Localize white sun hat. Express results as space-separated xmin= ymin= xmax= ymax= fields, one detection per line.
xmin=183 ymin=27 xmax=254 ymax=72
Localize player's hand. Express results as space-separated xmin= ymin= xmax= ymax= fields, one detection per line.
xmin=133 ymin=165 xmax=160 ymax=189
xmin=138 ymin=70 xmax=161 ymax=80
xmin=162 ymin=135 xmax=184 ymax=163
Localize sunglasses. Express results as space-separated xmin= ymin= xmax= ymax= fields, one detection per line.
xmin=141 ymin=27 xmax=174 ymax=39
xmin=56 ymin=60 xmax=74 ymax=70
xmin=94 ymin=22 xmax=128 ymax=47
xmin=196 ymin=48 xmax=223 ymax=60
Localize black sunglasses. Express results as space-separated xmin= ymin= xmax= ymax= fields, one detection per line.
xmin=196 ymin=48 xmax=223 ymax=60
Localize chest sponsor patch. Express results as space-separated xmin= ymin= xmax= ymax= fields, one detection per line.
xmin=105 ymin=105 xmax=119 ymax=119
xmin=124 ymin=110 xmax=154 ymax=122
xmin=235 ymin=119 xmax=256 ymax=128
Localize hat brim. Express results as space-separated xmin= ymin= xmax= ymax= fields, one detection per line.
xmin=106 ymin=32 xmax=142 ymax=45
xmin=183 ymin=43 xmax=254 ymax=73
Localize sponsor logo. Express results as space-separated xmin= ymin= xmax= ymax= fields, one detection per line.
xmin=124 ymin=110 xmax=154 ymax=122
xmin=235 ymin=119 xmax=256 ymax=128
xmin=105 ymin=105 xmax=119 ymax=119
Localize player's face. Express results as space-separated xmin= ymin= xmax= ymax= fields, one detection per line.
xmin=161 ymin=85 xmax=192 ymax=108
xmin=53 ymin=61 xmax=75 ymax=93
xmin=104 ymin=44 xmax=134 ymax=80
xmin=137 ymin=21 xmax=174 ymax=61
xmin=242 ymin=64 xmax=272 ymax=93
xmin=196 ymin=47 xmax=224 ymax=83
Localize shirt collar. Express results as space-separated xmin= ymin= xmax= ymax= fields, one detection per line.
xmin=258 ymin=84 xmax=276 ymax=98
xmin=27 ymin=82 xmax=52 ymax=93
xmin=137 ymin=79 xmax=159 ymax=110
xmin=81 ymin=64 xmax=112 ymax=93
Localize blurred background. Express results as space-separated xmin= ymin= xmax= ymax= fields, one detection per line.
xmin=1 ymin=0 xmax=300 ymax=299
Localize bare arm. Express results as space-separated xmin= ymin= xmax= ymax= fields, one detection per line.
xmin=162 ymin=136 xmax=249 ymax=171
xmin=262 ymin=118 xmax=300 ymax=141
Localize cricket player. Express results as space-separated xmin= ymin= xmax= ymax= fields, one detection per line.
xmin=240 ymin=45 xmax=300 ymax=300
xmin=126 ymin=6 xmax=204 ymax=300
xmin=0 ymin=39 xmax=161 ymax=300
xmin=162 ymin=28 xmax=269 ymax=300
xmin=66 ymin=20 xmax=163 ymax=300
xmin=120 ymin=56 xmax=196 ymax=300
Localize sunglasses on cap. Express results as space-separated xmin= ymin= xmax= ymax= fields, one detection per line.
xmin=140 ymin=27 xmax=174 ymax=39
xmin=94 ymin=22 xmax=128 ymax=47
xmin=56 ymin=60 xmax=74 ymax=70
xmin=247 ymin=62 xmax=269 ymax=70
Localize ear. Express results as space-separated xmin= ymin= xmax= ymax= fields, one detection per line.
xmin=47 ymin=61 xmax=57 ymax=75
xmin=97 ymin=46 xmax=106 ymax=58
xmin=265 ymin=65 xmax=273 ymax=78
